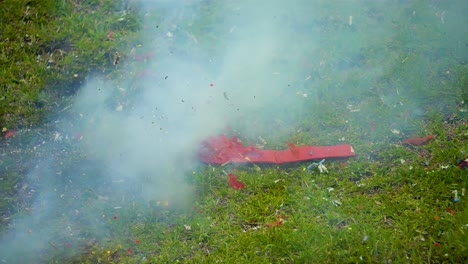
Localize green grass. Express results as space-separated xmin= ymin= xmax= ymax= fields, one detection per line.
xmin=1 ymin=0 xmax=468 ymax=263
xmin=66 ymin=135 xmax=467 ymax=263
xmin=0 ymin=0 xmax=140 ymax=128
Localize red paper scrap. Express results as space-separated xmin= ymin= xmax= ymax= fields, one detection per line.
xmin=457 ymin=156 xmax=468 ymax=169
xmin=403 ymin=134 xmax=434 ymax=145
xmin=228 ymin=173 xmax=245 ymax=189
xmin=4 ymin=130 xmax=15 ymax=139
xmin=267 ymin=215 xmax=284 ymax=227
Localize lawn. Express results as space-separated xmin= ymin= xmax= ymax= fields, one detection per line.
xmin=0 ymin=0 xmax=467 ymax=263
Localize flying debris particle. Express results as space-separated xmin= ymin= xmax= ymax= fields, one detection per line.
xmin=53 ymin=131 xmax=62 ymax=142
xmin=113 ymin=52 xmax=120 ymax=65
xmin=165 ymin=76 xmax=168 ymax=79
xmin=361 ymin=235 xmax=368 ymax=244
xmin=166 ymin=31 xmax=173 ymax=38
xmin=156 ymin=200 xmax=169 ymax=207
xmin=453 ymin=190 xmax=460 ymax=203
xmin=307 ymin=159 xmax=327 ymax=173
xmin=210 ymin=83 xmax=214 ymax=87
xmin=113 ymin=215 xmax=117 ymax=220
xmin=223 ymin=92 xmax=229 ymax=100
xmin=331 ymin=200 xmax=341 ymax=206
xmin=186 ymin=31 xmax=198 ymax=43
xmin=349 ymin=15 xmax=353 ymax=26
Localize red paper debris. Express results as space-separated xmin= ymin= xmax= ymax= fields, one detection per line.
xmin=403 ymin=134 xmax=434 ymax=145
xmin=457 ymin=156 xmax=468 ymax=169
xmin=267 ymin=215 xmax=284 ymax=227
xmin=66 ymin=242 xmax=72 ymax=247
xmin=210 ymin=83 xmax=214 ymax=87
xmin=108 ymin=30 xmax=113 ymax=39
xmin=228 ymin=173 xmax=245 ymax=189
xmin=127 ymin=248 xmax=132 ymax=255
xmin=4 ymin=130 xmax=15 ymax=139
xmin=433 ymin=242 xmax=440 ymax=247
xmin=135 ymin=239 xmax=140 ymax=244
xmin=199 ymin=135 xmax=355 ymax=164
xmin=113 ymin=215 xmax=117 ymax=220
xmin=446 ymin=208 xmax=455 ymax=215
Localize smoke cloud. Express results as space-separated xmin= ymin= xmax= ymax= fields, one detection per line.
xmin=1 ymin=0 xmax=466 ymax=262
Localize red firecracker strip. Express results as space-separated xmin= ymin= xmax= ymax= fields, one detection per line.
xmin=403 ymin=134 xmax=434 ymax=145
xmin=198 ymin=135 xmax=355 ymax=164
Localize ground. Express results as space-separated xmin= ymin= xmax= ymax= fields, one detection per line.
xmin=0 ymin=0 xmax=467 ymax=263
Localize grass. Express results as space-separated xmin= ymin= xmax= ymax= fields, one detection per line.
xmin=68 ymin=137 xmax=467 ymax=263
xmin=1 ymin=0 xmax=468 ymax=263
xmin=0 ymin=0 xmax=140 ymax=128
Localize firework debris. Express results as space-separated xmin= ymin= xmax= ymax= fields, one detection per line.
xmin=402 ymin=134 xmax=435 ymax=145
xmin=199 ymin=135 xmax=355 ymax=164
xmin=227 ymin=173 xmax=245 ymax=189
xmin=3 ymin=129 xmax=16 ymax=139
